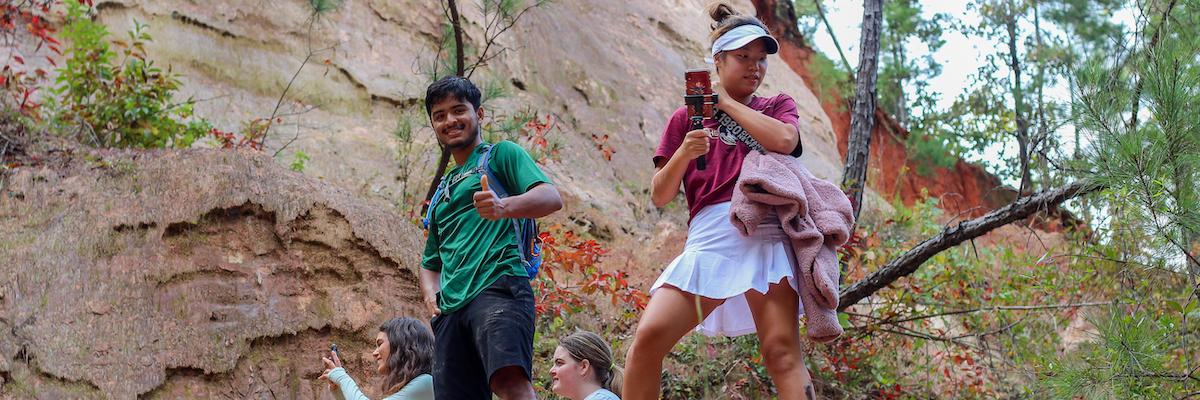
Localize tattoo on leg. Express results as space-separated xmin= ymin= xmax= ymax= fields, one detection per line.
xmin=805 ymin=384 xmax=816 ymax=400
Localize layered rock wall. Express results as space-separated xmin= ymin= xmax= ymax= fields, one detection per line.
xmin=1 ymin=148 xmax=424 ymax=398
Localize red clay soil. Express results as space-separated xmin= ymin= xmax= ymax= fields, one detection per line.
xmin=750 ymin=0 xmax=1071 ymax=230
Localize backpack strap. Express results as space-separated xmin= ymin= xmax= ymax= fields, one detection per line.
xmin=424 ymin=144 xmax=495 ymax=230
xmin=423 ymin=178 xmax=449 ymax=230
xmin=477 ymin=144 xmax=508 ymax=197
xmin=477 ymin=143 xmax=539 ymax=277
xmin=427 ymin=143 xmax=539 ymax=277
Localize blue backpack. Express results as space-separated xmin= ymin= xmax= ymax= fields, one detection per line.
xmin=423 ymin=144 xmax=543 ymax=278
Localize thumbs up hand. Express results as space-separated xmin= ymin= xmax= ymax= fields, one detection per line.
xmin=473 ymin=175 xmax=506 ymax=221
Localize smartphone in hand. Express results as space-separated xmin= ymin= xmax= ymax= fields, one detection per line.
xmin=684 ymin=68 xmax=716 ymax=170
xmin=330 ymin=343 xmax=343 ymax=366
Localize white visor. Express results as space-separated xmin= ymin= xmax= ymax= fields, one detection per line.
xmin=710 ymin=24 xmax=780 ymax=58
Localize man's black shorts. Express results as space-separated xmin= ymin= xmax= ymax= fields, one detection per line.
xmin=431 ymin=274 xmax=535 ymax=399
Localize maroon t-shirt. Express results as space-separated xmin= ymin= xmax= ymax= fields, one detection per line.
xmin=653 ymin=93 xmax=802 ymax=223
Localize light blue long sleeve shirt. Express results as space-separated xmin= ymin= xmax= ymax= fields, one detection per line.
xmin=584 ymin=388 xmax=621 ymax=400
xmin=327 ymin=368 xmax=434 ymax=400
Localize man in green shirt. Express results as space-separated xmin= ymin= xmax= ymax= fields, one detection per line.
xmin=420 ymin=76 xmax=563 ymax=400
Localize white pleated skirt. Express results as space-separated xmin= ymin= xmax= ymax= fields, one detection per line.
xmin=650 ymin=202 xmax=803 ymax=337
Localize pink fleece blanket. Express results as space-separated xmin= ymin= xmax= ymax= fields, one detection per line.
xmin=729 ymin=152 xmax=854 ymax=342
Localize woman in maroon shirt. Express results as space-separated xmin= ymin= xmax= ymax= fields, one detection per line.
xmin=623 ymin=3 xmax=815 ymax=400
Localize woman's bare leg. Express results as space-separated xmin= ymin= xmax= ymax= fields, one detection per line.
xmin=744 ymin=281 xmax=815 ymax=400
xmin=622 ymin=285 xmax=723 ymax=400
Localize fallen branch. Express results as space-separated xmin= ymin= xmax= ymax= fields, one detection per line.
xmin=871 ymin=327 xmax=980 ymax=352
xmin=846 ymin=299 xmax=1139 ymax=327
xmin=840 ymin=179 xmax=1105 ymax=309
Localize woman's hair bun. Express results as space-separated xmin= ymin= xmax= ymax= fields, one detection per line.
xmin=706 ymin=2 xmax=738 ymax=24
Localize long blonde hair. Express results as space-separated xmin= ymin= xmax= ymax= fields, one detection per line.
xmin=559 ymin=331 xmax=624 ymax=394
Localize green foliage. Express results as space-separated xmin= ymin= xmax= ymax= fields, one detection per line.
xmin=790 ymin=0 xmax=824 ymax=40
xmin=424 ymin=22 xmax=468 ymax=80
xmin=914 ymin=0 xmax=1125 ymax=187
xmin=806 ymin=50 xmax=852 ymax=106
xmin=1041 ymin=309 xmax=1182 ymax=399
xmin=307 ymin=0 xmax=343 ymax=15
xmin=391 ymin=107 xmax=429 ymax=220
xmin=480 ymin=75 xmax=509 ymax=104
xmin=873 ymin=0 xmax=963 ymax=175
xmin=1073 ymin=0 xmax=1199 ymax=270
xmin=420 ymin=0 xmax=548 ymax=80
xmin=1048 ymin=7 xmax=1200 ymax=396
xmin=480 ymin=102 xmax=562 ymax=164
xmin=51 ymin=0 xmax=210 ymax=149
xmin=1042 ymin=0 xmax=1126 ymax=57
xmin=288 ymin=150 xmax=309 ymax=172
xmin=877 ymin=0 xmax=947 ymax=131
xmin=816 ymin=197 xmax=1146 ymax=398
xmin=483 ymin=0 xmax=524 ymax=18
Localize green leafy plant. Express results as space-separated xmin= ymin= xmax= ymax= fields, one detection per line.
xmin=289 ymin=150 xmax=309 ymax=172
xmin=51 ymin=0 xmax=210 ymax=149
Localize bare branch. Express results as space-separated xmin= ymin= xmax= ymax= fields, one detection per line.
xmin=260 ymin=8 xmax=339 ymax=154
xmin=1128 ymin=0 xmax=1179 ymax=130
xmin=448 ymin=0 xmax=465 ymax=76
xmin=465 ymin=2 xmax=541 ymax=79
xmin=840 ymin=179 xmax=1106 ymax=309
xmin=947 ymin=314 xmax=1027 ymax=340
xmin=848 ymin=299 xmax=1130 ymax=327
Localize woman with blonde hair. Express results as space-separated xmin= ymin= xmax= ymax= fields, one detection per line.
xmin=550 ymin=331 xmax=622 ymax=400
xmin=624 ymin=2 xmax=818 ymax=399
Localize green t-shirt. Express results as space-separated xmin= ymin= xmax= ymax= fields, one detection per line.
xmin=421 ymin=141 xmax=552 ymax=313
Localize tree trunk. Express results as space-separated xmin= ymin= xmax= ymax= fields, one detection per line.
xmin=839 ymin=180 xmax=1105 ymax=309
xmin=423 ymin=0 xmax=467 ymax=214
xmin=891 ymin=28 xmax=908 ymax=128
xmin=449 ymin=0 xmax=465 ymax=77
xmin=1005 ymin=2 xmax=1031 ymax=195
xmin=1034 ymin=0 xmax=1049 ymax=190
xmin=1129 ymin=0 xmax=1179 ymax=131
xmin=841 ymin=0 xmax=883 ymax=222
xmin=839 ymin=0 xmax=883 ymax=285
xmin=1069 ymin=73 xmax=1091 ymax=223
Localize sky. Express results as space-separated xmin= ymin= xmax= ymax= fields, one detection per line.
xmin=808 ymin=1 xmax=1026 ymax=184
xmin=804 ymin=1 xmax=1083 ymax=185
xmin=810 ymin=1 xmax=988 ymax=111
xmin=805 ymin=1 xmax=1138 ymax=166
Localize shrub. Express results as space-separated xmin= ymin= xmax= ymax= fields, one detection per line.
xmin=51 ymin=0 xmax=210 ymax=149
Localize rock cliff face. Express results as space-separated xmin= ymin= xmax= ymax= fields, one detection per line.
xmin=1 ymin=143 xmax=426 ymax=398
xmin=84 ymin=0 xmax=847 ymax=235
